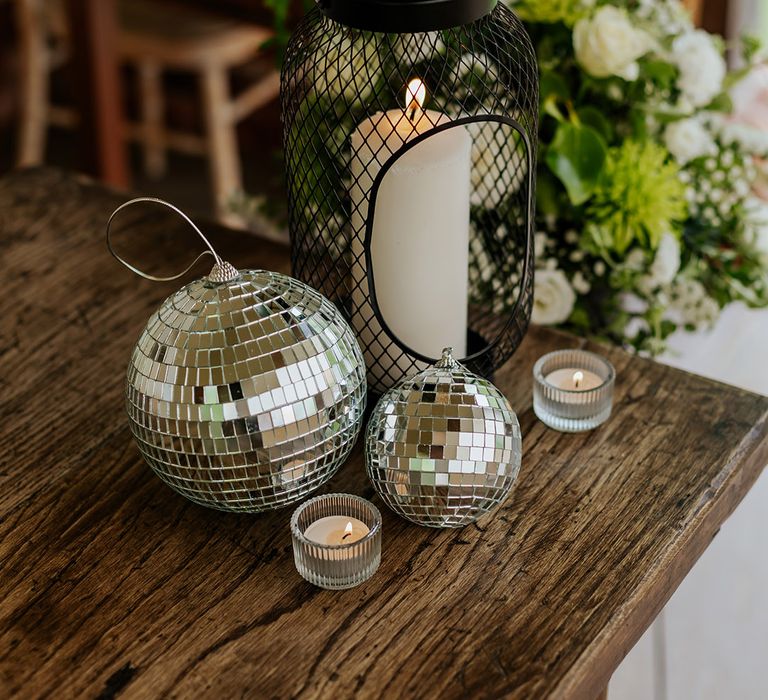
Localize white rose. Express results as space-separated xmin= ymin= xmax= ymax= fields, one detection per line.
xmin=743 ymin=197 xmax=768 ymax=258
xmin=664 ymin=118 xmax=716 ymax=164
xmin=649 ymin=232 xmax=681 ymax=286
xmin=573 ymin=6 xmax=652 ymax=81
xmin=672 ymin=31 xmax=726 ymax=108
xmin=532 ymin=269 xmax=576 ymax=325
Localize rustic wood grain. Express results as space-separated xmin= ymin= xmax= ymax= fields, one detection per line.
xmin=0 ymin=168 xmax=766 ymax=699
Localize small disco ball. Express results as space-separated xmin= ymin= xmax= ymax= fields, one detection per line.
xmin=126 ymin=263 xmax=366 ymax=512
xmin=365 ymin=348 xmax=522 ymax=528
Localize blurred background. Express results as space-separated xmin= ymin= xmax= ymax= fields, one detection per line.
xmin=0 ymin=1 xmax=766 ymax=699
xmin=0 ymin=0 xmax=760 ymax=237
xmin=0 ymin=0 xmax=306 ymax=239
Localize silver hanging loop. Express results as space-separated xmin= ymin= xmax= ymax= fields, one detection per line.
xmin=106 ymin=196 xmax=239 ymax=283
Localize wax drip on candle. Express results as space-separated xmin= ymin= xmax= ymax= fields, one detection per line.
xmin=573 ymin=370 xmax=584 ymax=389
xmin=406 ymin=78 xmax=426 ymax=122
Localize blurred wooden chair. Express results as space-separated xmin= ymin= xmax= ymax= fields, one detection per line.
xmin=14 ymin=0 xmax=279 ymax=222
xmin=15 ymin=0 xmax=74 ymax=167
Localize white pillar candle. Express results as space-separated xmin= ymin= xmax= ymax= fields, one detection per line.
xmin=350 ymin=79 xmax=472 ymax=390
xmin=303 ymin=515 xmax=369 ymax=546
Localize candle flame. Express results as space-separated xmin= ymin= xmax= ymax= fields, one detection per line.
xmin=405 ymin=78 xmax=426 ymax=119
xmin=573 ymin=370 xmax=584 ymax=389
xmin=341 ymin=521 xmax=353 ymax=540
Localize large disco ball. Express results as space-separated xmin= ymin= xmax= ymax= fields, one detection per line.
xmin=366 ymin=348 xmax=521 ymax=527
xmin=126 ymin=264 xmax=366 ymax=512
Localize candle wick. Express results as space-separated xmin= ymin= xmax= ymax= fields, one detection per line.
xmin=342 ymin=531 xmax=352 ymax=540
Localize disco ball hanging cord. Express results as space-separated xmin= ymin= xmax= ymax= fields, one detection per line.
xmin=105 ymin=197 xmax=238 ymax=283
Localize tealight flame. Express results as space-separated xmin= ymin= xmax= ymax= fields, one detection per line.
xmin=573 ymin=370 xmax=584 ymax=389
xmin=405 ymin=78 xmax=426 ymax=120
xmin=342 ymin=521 xmax=353 ymax=540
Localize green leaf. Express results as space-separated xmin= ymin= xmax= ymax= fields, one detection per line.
xmin=264 ymin=0 xmax=293 ymax=64
xmin=641 ymin=59 xmax=678 ymax=88
xmin=536 ymin=170 xmax=562 ymax=217
xmin=629 ymin=108 xmax=648 ymax=140
xmin=543 ymin=95 xmax=566 ymax=122
xmin=577 ymin=106 xmax=613 ymax=141
xmin=723 ymin=65 xmax=753 ymax=90
xmin=660 ymin=319 xmax=678 ymax=339
xmin=540 ymin=69 xmax=570 ymax=103
xmin=545 ymin=122 xmax=607 ymax=206
xmin=649 ymin=109 xmax=688 ymax=125
xmin=705 ymin=92 xmax=734 ymax=113
xmin=568 ymin=304 xmax=591 ymax=329
xmin=742 ymin=35 xmax=763 ymax=62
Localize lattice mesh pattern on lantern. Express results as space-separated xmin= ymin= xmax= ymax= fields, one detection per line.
xmin=365 ymin=352 xmax=522 ymax=527
xmin=281 ymin=4 xmax=538 ymax=394
xmin=126 ymin=269 xmax=366 ymax=512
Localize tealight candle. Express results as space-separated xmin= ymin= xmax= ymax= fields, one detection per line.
xmin=291 ymin=494 xmax=382 ymax=589
xmin=544 ymin=368 xmax=604 ymax=402
xmin=303 ymin=516 xmax=370 ymax=547
xmin=533 ymin=349 xmax=615 ymax=432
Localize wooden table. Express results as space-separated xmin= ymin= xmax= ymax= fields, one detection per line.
xmin=1 ymin=168 xmax=766 ymax=699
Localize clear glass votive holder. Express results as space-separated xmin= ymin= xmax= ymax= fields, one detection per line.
xmin=533 ymin=349 xmax=616 ymax=432
xmin=291 ymin=493 xmax=382 ymax=590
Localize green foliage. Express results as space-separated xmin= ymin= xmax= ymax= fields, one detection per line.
xmin=640 ymin=60 xmax=678 ymax=90
xmin=587 ymin=141 xmax=687 ymax=254
xmin=512 ymin=0 xmax=590 ymax=27
xmin=704 ymin=92 xmax=734 ymax=113
xmin=576 ymin=106 xmax=612 ymax=141
xmin=545 ymin=122 xmax=607 ymax=205
xmin=264 ymin=0 xmax=313 ymax=63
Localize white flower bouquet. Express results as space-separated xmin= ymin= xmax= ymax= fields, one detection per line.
xmin=511 ymin=0 xmax=768 ymax=353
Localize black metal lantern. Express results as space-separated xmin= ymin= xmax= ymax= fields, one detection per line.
xmin=281 ymin=0 xmax=538 ymax=393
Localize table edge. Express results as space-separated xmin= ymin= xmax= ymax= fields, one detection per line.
xmin=552 ymin=407 xmax=768 ymax=699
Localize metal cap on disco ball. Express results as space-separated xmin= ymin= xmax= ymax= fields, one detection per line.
xmin=108 ymin=198 xmax=367 ymax=513
xmin=365 ymin=347 xmax=521 ymax=527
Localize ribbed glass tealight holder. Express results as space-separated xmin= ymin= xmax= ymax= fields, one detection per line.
xmin=533 ymin=349 xmax=615 ymax=432
xmin=291 ymin=493 xmax=382 ymax=589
